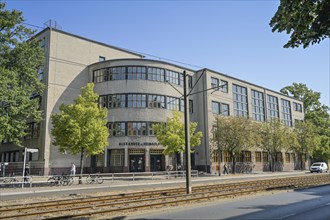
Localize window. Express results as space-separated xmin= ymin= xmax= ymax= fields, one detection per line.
xmin=251 ymin=90 xmax=265 ymax=121
xmin=127 ymin=66 xmax=147 ymax=80
xmin=293 ymin=102 xmax=302 ymax=112
xmin=233 ymin=84 xmax=248 ymax=117
xmin=255 ymin=152 xmax=262 ymax=163
xmin=93 ymin=69 xmax=108 ymax=83
xmin=243 ymin=151 xmax=252 ymax=162
xmin=166 ymin=70 xmax=180 ymax=85
xmin=127 ymin=94 xmax=147 ymax=108
xmin=148 ymin=122 xmax=156 ymax=136
xmin=108 ymin=122 xmax=126 ymax=137
xmin=111 ymin=149 xmax=124 ymax=166
xmin=224 ymin=151 xmax=231 ymax=162
xmin=109 ymin=67 xmax=126 ymax=80
xmin=276 ymin=152 xmax=283 ymax=162
xmin=127 ymin=122 xmax=147 ymax=136
xmin=285 ymin=153 xmax=290 ymax=163
xmin=167 ymin=97 xmax=180 ymax=111
xmin=148 ymin=67 xmax=165 ymax=82
xmin=148 ymin=95 xmax=165 ymax=108
xmin=212 ymin=101 xmax=229 ymax=115
xmin=99 ymin=96 xmax=108 ymax=108
xmin=281 ymin=99 xmax=292 ymax=126
xmin=213 ymin=150 xmax=219 ymax=163
xmin=263 ymin=152 xmax=268 ymax=162
xmin=108 ymin=94 xmax=126 ymax=108
xmin=211 ymin=77 xmax=219 ymax=90
xmin=220 ymin=80 xmax=228 ymax=93
xmin=267 ymin=95 xmax=279 ymax=120
xmin=188 ymin=75 xmax=193 ymax=88
xmin=99 ymin=56 xmax=106 ymax=62
xmin=290 ymin=153 xmax=295 ymax=162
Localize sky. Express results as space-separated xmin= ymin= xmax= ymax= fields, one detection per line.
xmin=5 ymin=0 xmax=330 ymax=107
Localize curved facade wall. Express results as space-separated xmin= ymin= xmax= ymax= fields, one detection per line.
xmin=89 ymin=59 xmax=195 ymax=172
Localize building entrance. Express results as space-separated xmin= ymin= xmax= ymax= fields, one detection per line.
xmin=150 ymin=155 xmax=162 ymax=171
xmin=129 ymin=155 xmax=145 ymax=172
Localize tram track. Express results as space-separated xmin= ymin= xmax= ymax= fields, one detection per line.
xmin=0 ymin=174 xmax=329 ymax=219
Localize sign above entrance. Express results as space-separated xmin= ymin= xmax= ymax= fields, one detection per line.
xmin=119 ymin=142 xmax=160 ymax=146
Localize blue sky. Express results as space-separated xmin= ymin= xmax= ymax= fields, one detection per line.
xmin=6 ymin=0 xmax=329 ymax=106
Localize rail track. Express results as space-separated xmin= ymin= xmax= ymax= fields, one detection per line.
xmin=0 ymin=174 xmax=329 ymax=219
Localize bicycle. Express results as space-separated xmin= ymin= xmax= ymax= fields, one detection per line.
xmin=47 ymin=174 xmax=73 ymax=186
xmin=86 ymin=174 xmax=103 ymax=184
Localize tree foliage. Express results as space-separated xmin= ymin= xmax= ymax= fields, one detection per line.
xmin=51 ymin=83 xmax=109 ymax=181
xmin=0 ymin=2 xmax=44 ymax=145
xmin=153 ymin=111 xmax=202 ymax=155
xmin=281 ymin=83 xmax=330 ymax=161
xmin=212 ymin=116 xmax=257 ymax=174
xmin=270 ymin=0 xmax=330 ymax=48
xmin=258 ymin=118 xmax=292 ymax=172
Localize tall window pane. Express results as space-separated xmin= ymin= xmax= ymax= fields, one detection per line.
xmin=251 ymin=90 xmax=265 ymax=121
xmin=233 ymin=84 xmax=248 ymax=117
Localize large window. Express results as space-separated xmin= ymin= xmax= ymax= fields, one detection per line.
xmin=108 ymin=94 xmax=126 ymax=108
xmin=167 ymin=97 xmax=180 ymax=111
xmin=281 ymin=99 xmax=292 ymax=126
xmin=93 ymin=69 xmax=107 ymax=83
xmin=233 ymin=84 xmax=248 ymax=117
xmin=267 ymin=95 xmax=279 ymax=120
xmin=211 ymin=101 xmax=229 ymax=116
xmin=127 ymin=66 xmax=147 ymax=80
xmin=166 ymin=70 xmax=180 ymax=85
xmin=255 ymin=151 xmax=262 ymax=163
xmin=109 ymin=66 xmax=126 ymax=80
xmin=251 ymin=90 xmax=265 ymax=121
xmin=148 ymin=122 xmax=157 ymax=136
xmin=108 ymin=122 xmax=126 ymax=137
xmin=148 ymin=95 xmax=165 ymax=109
xmin=127 ymin=122 xmax=147 ymax=136
xmin=148 ymin=67 xmax=165 ymax=82
xmin=127 ymin=94 xmax=147 ymax=108
xmin=110 ymin=149 xmax=124 ymax=166
xmin=263 ymin=152 xmax=268 ymax=162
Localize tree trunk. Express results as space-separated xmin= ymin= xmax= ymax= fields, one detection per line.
xmin=300 ymin=153 xmax=304 ymax=170
xmin=79 ymin=147 xmax=84 ymax=184
xmin=231 ymin=152 xmax=236 ymax=174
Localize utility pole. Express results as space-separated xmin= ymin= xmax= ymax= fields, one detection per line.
xmin=217 ymin=117 xmax=221 ymax=176
xmin=183 ymin=70 xmax=192 ymax=194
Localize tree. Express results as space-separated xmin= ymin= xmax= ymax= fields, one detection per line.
xmin=212 ymin=116 xmax=257 ymax=174
xmin=153 ymin=111 xmax=202 ymax=169
xmin=51 ymin=83 xmax=109 ymax=183
xmin=280 ymin=83 xmax=330 ymax=162
xmin=270 ymin=0 xmax=330 ymax=48
xmin=0 ymin=2 xmax=45 ymax=145
xmin=258 ymin=118 xmax=292 ymax=172
xmin=292 ymin=121 xmax=319 ymax=170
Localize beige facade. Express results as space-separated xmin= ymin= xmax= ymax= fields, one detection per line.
xmin=0 ymin=28 xmax=306 ymax=175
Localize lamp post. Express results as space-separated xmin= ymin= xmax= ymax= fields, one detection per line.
xmin=183 ymin=71 xmax=191 ymax=194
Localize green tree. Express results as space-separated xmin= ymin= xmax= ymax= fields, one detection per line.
xmin=0 ymin=2 xmax=45 ymax=145
xmin=258 ymin=118 xmax=292 ymax=172
xmin=292 ymin=121 xmax=319 ymax=170
xmin=153 ymin=111 xmax=202 ymax=168
xmin=51 ymin=83 xmax=109 ymax=183
xmin=270 ymin=0 xmax=330 ymax=48
xmin=212 ymin=116 xmax=257 ymax=174
xmin=280 ymin=83 xmax=330 ymax=162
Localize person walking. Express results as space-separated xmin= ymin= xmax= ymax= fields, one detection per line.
xmin=70 ymin=163 xmax=76 ymax=176
xmin=223 ymin=163 xmax=229 ymax=175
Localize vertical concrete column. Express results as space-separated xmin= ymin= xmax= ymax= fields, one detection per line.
xmin=124 ymin=146 xmax=128 ymax=171
xmin=145 ymin=148 xmax=150 ymax=172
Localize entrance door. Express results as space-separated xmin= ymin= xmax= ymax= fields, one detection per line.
xmin=150 ymin=155 xmax=162 ymax=172
xmin=129 ymin=155 xmax=145 ymax=172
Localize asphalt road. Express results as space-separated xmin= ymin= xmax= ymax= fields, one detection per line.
xmin=127 ymin=185 xmax=330 ymax=220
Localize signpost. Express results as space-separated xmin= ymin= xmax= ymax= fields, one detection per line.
xmin=22 ymin=147 xmax=38 ymax=188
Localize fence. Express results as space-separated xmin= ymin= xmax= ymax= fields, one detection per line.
xmin=0 ymin=170 xmax=199 ymax=188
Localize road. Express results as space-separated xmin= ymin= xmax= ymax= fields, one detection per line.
xmin=128 ymin=185 xmax=330 ymax=220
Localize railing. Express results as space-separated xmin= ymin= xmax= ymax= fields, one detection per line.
xmin=0 ymin=170 xmax=199 ymax=188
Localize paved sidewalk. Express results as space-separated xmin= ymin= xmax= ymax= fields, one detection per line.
xmin=0 ymin=171 xmax=311 ymax=197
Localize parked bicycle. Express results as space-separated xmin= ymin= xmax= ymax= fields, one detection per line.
xmin=47 ymin=174 xmax=73 ymax=186
xmin=86 ymin=174 xmax=103 ymax=184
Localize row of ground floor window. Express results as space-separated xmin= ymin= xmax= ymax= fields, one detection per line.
xmin=0 ymin=148 xmax=308 ymax=175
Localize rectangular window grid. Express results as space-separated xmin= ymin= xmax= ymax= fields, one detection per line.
xmin=267 ymin=95 xmax=279 ymax=120
xmin=281 ymin=99 xmax=292 ymax=126
xmin=251 ymin=90 xmax=265 ymax=121
xmin=111 ymin=149 xmax=124 ymax=166
xmin=233 ymin=84 xmax=248 ymax=117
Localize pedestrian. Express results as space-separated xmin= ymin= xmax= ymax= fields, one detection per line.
xmin=24 ymin=164 xmax=30 ymax=182
xmin=70 ymin=163 xmax=76 ymax=176
xmin=224 ymin=163 xmax=229 ymax=175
